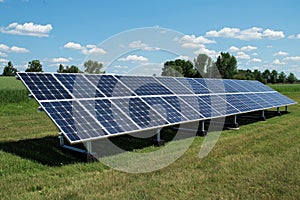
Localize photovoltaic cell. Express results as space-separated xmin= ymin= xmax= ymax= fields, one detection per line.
xmin=142 ymin=97 xmax=187 ymax=123
xmin=85 ymin=75 xmax=134 ymax=97
xmin=18 ymin=73 xmax=72 ymax=100
xmin=41 ymin=100 xmax=107 ymax=142
xmin=81 ymin=99 xmax=140 ymax=134
xmin=116 ymin=76 xmax=173 ymax=95
xmin=176 ymin=78 xmax=210 ymax=94
xmin=156 ymin=77 xmax=193 ymax=94
xmin=112 ymin=97 xmax=168 ymax=128
xmin=54 ymin=74 xmax=104 ymax=98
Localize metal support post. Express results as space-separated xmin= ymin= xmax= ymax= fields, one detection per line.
xmin=197 ymin=121 xmax=207 ymax=136
xmin=58 ymin=132 xmax=64 ymax=146
xmin=86 ymin=140 xmax=92 ymax=154
xmin=285 ymin=106 xmax=288 ymax=112
xmin=276 ymin=107 xmax=281 ymax=116
xmin=260 ymin=110 xmax=266 ymax=121
xmin=153 ymin=128 xmax=164 ymax=146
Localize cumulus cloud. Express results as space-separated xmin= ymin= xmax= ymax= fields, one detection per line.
xmin=178 ymin=35 xmax=215 ymax=49
xmin=118 ymin=55 xmax=148 ymax=62
xmin=64 ymin=42 xmax=106 ymax=55
xmin=273 ymin=59 xmax=286 ymax=65
xmin=205 ymin=27 xmax=284 ymax=40
xmin=194 ymin=45 xmax=218 ymax=58
xmin=0 ymin=22 xmax=52 ymax=37
xmin=283 ymin=56 xmax=300 ymax=62
xmin=51 ymin=57 xmax=71 ymax=63
xmin=113 ymin=65 xmax=129 ymax=69
xmin=0 ymin=52 xmax=7 ymax=57
xmin=228 ymin=45 xmax=257 ymax=52
xmin=0 ymin=58 xmax=9 ymax=63
xmin=10 ymin=46 xmax=29 ymax=53
xmin=128 ymin=40 xmax=160 ymax=51
xmin=273 ymin=51 xmax=288 ymax=56
xmin=64 ymin=42 xmax=83 ymax=50
xmin=288 ymin=34 xmax=300 ymax=39
xmin=252 ymin=58 xmax=262 ymax=63
xmin=0 ymin=43 xmax=29 ymax=54
xmin=236 ymin=52 xmax=250 ymax=60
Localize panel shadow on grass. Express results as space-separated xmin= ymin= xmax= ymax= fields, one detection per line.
xmin=0 ymin=136 xmax=84 ymax=166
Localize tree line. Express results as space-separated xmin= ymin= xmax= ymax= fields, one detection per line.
xmin=1 ymin=53 xmax=298 ymax=84
xmin=1 ymin=59 xmax=105 ymax=76
xmin=162 ymin=52 xmax=298 ymax=84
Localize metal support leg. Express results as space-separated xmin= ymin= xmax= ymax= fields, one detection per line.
xmin=260 ymin=110 xmax=266 ymax=121
xmin=153 ymin=128 xmax=164 ymax=146
xmin=276 ymin=107 xmax=281 ymax=116
xmin=86 ymin=141 xmax=92 ymax=154
xmin=234 ymin=115 xmax=237 ymax=124
xmin=59 ymin=132 xmax=64 ymax=146
xmin=285 ymin=106 xmax=288 ymax=112
xmin=197 ymin=121 xmax=207 ymax=136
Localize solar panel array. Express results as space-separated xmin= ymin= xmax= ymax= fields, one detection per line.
xmin=18 ymin=72 xmax=296 ymax=143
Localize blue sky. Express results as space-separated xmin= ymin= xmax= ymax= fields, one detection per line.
xmin=0 ymin=0 xmax=300 ymax=78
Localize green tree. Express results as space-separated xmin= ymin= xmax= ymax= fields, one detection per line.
xmin=57 ymin=64 xmax=80 ymax=73
xmin=262 ymin=69 xmax=271 ymax=83
xmin=253 ymin=69 xmax=264 ymax=83
xmin=162 ymin=59 xmax=196 ymax=77
xmin=2 ymin=61 xmax=18 ymax=76
xmin=194 ymin=54 xmax=213 ymax=78
xmin=270 ymin=70 xmax=278 ymax=84
xmin=278 ymin=71 xmax=286 ymax=83
xmin=25 ymin=60 xmax=43 ymax=72
xmin=215 ymin=52 xmax=237 ymax=79
xmin=83 ymin=60 xmax=104 ymax=74
xmin=287 ymin=72 xmax=297 ymax=84
xmin=233 ymin=69 xmax=255 ymax=80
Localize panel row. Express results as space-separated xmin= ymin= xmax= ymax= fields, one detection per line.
xmin=40 ymin=92 xmax=295 ymax=143
xmin=18 ymin=73 xmax=277 ymax=101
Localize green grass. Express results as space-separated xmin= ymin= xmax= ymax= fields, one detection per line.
xmin=269 ymin=83 xmax=300 ymax=94
xmin=0 ymin=77 xmax=29 ymax=104
xmin=0 ymin=79 xmax=299 ymax=199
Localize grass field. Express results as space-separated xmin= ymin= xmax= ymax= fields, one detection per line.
xmin=0 ymin=77 xmax=299 ymax=199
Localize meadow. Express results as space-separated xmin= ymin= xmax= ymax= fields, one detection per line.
xmin=0 ymin=77 xmax=299 ymax=199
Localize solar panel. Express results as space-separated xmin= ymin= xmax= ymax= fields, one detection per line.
xmin=18 ymin=72 xmax=297 ymax=143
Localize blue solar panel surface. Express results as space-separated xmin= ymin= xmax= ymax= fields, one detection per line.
xmin=18 ymin=72 xmax=297 ymax=143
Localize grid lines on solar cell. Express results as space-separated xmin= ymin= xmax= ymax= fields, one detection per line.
xmin=112 ymin=97 xmax=168 ymax=128
xmin=54 ymin=74 xmax=104 ymax=98
xmin=194 ymin=79 xmax=226 ymax=93
xmin=176 ymin=78 xmax=210 ymax=94
xmin=81 ymin=99 xmax=140 ymax=134
xmin=155 ymin=77 xmax=193 ymax=94
xmin=220 ymin=94 xmax=252 ymax=112
xmin=256 ymin=93 xmax=284 ymax=107
xmin=85 ymin=75 xmax=134 ymax=97
xmin=142 ymin=97 xmax=187 ymax=123
xmin=41 ymin=101 xmax=107 ymax=142
xmin=162 ymin=96 xmax=203 ymax=120
xmin=116 ymin=76 xmax=173 ymax=95
xmin=18 ymin=73 xmax=72 ymax=100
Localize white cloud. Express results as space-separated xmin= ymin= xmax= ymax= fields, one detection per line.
xmin=51 ymin=57 xmax=71 ymax=63
xmin=252 ymin=58 xmax=262 ymax=63
xmin=283 ymin=56 xmax=300 ymax=62
xmin=205 ymin=27 xmax=284 ymax=40
xmin=0 ymin=44 xmax=10 ymax=52
xmin=10 ymin=46 xmax=29 ymax=53
xmin=113 ymin=65 xmax=129 ymax=69
xmin=64 ymin=42 xmax=83 ymax=50
xmin=0 ymin=22 xmax=52 ymax=37
xmin=288 ymin=34 xmax=300 ymax=39
xmin=128 ymin=40 xmax=160 ymax=51
xmin=0 ymin=58 xmax=9 ymax=63
xmin=273 ymin=59 xmax=285 ymax=65
xmin=262 ymin=29 xmax=285 ymax=39
xmin=229 ymin=45 xmax=257 ymax=52
xmin=0 ymin=43 xmax=29 ymax=54
xmin=0 ymin=52 xmax=7 ymax=57
xmin=228 ymin=46 xmax=239 ymax=52
xmin=252 ymin=53 xmax=258 ymax=56
xmin=236 ymin=52 xmax=250 ymax=60
xmin=64 ymin=42 xmax=106 ymax=55
xmin=241 ymin=45 xmax=257 ymax=51
xmin=273 ymin=51 xmax=288 ymax=56
xmin=118 ymin=55 xmax=148 ymax=62
xmin=194 ymin=46 xmax=218 ymax=58
xmin=178 ymin=35 xmax=215 ymax=49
